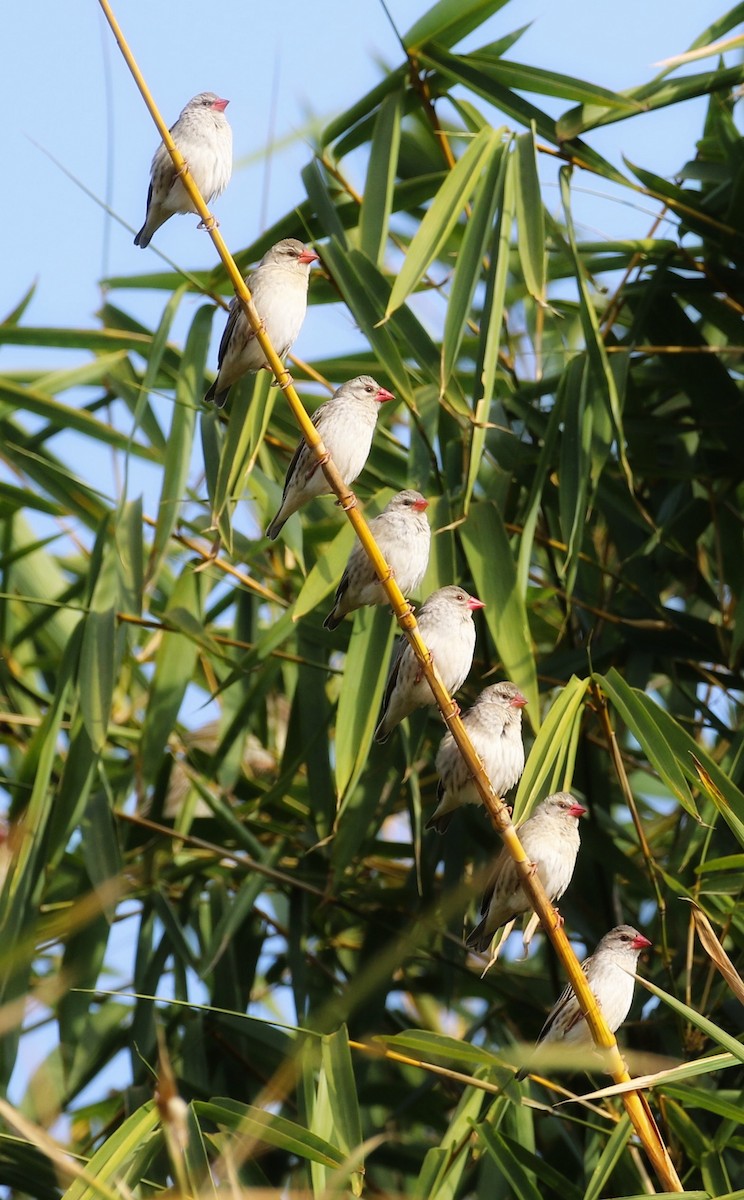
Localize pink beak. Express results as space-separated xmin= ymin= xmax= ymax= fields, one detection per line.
xmin=510 ymin=693 xmax=528 ymax=708
xmin=376 ymin=387 xmax=395 ymax=404
xmin=298 ymin=248 xmax=320 ymax=265
xmin=212 ymin=98 xmax=230 ymax=112
xmin=412 ymin=497 xmax=429 ymax=512
xmin=467 ymin=596 xmax=485 ymax=611
xmin=632 ymin=933 xmax=652 ymax=950
xmin=568 ymin=802 xmax=587 ymax=818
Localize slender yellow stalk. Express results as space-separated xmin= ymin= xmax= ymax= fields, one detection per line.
xmin=97 ymin=3 xmax=682 ymax=1189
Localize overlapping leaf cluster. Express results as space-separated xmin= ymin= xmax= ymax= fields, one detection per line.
xmin=1 ymin=0 xmax=744 ymax=1196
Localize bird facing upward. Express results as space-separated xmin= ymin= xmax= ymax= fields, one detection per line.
xmin=374 ymin=586 xmax=485 ymax=744
xmin=428 ymin=681 xmax=527 ymax=834
xmin=204 ymin=238 xmax=319 ymax=408
xmin=324 ymin=490 xmax=431 ymax=630
xmin=467 ymin=791 xmax=586 ymax=953
xmin=135 ymin=92 xmax=232 ymax=248
xmin=265 ymin=375 xmax=394 ymax=540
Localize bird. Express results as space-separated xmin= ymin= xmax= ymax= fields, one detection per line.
xmin=466 ymin=792 xmax=586 ymax=953
xmin=428 ymin=682 xmax=527 ymax=833
xmin=204 ymin=238 xmax=319 ymax=408
xmin=323 ymin=491 xmax=431 ymax=630
xmin=374 ymin=586 xmax=485 ymax=744
xmin=516 ymin=925 xmax=652 ymax=1079
xmin=134 ymin=92 xmax=232 ymax=248
xmin=265 ymin=375 xmax=394 ymax=540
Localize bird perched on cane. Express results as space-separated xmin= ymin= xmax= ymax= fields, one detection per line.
xmin=134 ymin=92 xmax=232 ymax=248
xmin=324 ymin=490 xmax=431 ymax=630
xmin=467 ymin=792 xmax=586 ymax=953
xmin=374 ymin=586 xmax=484 ymax=744
xmin=265 ymin=375 xmax=394 ymax=540
xmin=204 ymin=238 xmax=319 ymax=408
xmin=516 ymin=924 xmax=652 ymax=1079
xmin=428 ymin=682 xmax=527 ymax=833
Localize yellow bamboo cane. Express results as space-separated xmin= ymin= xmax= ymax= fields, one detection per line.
xmin=96 ymin=2 xmax=682 ymax=1188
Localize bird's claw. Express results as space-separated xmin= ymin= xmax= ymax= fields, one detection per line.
xmin=197 ymin=217 xmax=220 ymax=232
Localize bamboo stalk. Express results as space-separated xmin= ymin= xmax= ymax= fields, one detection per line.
xmin=96 ymin=3 xmax=682 ymax=1188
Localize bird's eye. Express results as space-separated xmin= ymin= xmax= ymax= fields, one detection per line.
xmin=365 ymin=385 xmax=374 ymax=393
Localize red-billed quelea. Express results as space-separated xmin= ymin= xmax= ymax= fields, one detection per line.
xmin=516 ymin=925 xmax=652 ymax=1079
xmin=205 ymin=239 xmax=319 ymax=408
xmin=265 ymin=376 xmax=394 ymax=540
xmin=428 ymin=682 xmax=527 ymax=833
xmin=323 ymin=491 xmax=431 ymax=630
xmin=134 ymin=92 xmax=232 ymax=248
xmin=467 ymin=792 xmax=586 ymax=953
xmin=374 ymin=586 xmax=485 ymax=744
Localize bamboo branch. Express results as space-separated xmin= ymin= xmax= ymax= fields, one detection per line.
xmin=97 ymin=3 xmax=682 ymax=1188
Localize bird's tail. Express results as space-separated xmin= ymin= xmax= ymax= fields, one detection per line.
xmin=373 ymin=716 xmax=391 ymax=744
xmin=465 ymin=917 xmax=491 ymax=953
xmin=425 ymin=811 xmax=452 ymax=834
xmin=323 ymin=609 xmax=341 ymax=631
xmin=134 ymin=225 xmax=151 ymax=248
xmin=265 ymin=514 xmax=285 ymax=541
xmin=204 ymin=379 xmax=230 ymax=408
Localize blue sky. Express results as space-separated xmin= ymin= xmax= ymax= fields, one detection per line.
xmin=1 ymin=0 xmax=730 ymax=357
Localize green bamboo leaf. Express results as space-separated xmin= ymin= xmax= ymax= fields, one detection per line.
xmin=148 ymin=304 xmax=213 ymax=582
xmin=459 ymin=500 xmax=539 ymax=722
xmin=404 ymin=0 xmax=511 ymax=51
xmin=292 ymin=520 xmax=356 ymax=622
xmin=196 ymin=1099 xmax=346 ymax=1168
xmin=359 ymin=90 xmax=403 ymax=265
xmin=583 ymin=1114 xmax=633 ymax=1200
xmin=513 ymin=676 xmax=589 ymax=821
xmin=180 ymin=1104 xmax=217 ymax=1200
xmin=468 ymin=54 xmax=644 ymax=110
xmin=115 ymin=497 xmax=144 ymax=618
xmin=61 ymin=1102 xmax=160 ymax=1200
xmin=476 ymin=1120 xmax=543 ymax=1200
xmin=464 ymin=146 xmax=516 ymax=510
xmin=514 ymin=130 xmax=545 ymax=301
xmin=387 ymin=127 xmax=499 ymax=316
xmin=560 ymin=168 xmax=632 ymax=490
xmin=441 ymin=138 xmax=507 ymax=390
xmin=0 ymin=378 xmax=156 ymax=459
xmin=78 ymin=533 xmax=120 ymax=752
xmin=636 ymin=974 xmax=744 ymax=1066
xmin=302 ymin=159 xmax=349 ymax=247
xmin=596 ymin=670 xmax=698 ymax=816
xmin=140 ymin=566 xmax=203 ymax=780
xmin=334 ymin=607 xmax=396 ymax=805
xmin=557 ymin=62 xmax=744 ymax=139
xmin=417 ymin=1086 xmax=489 ymax=1200
xmin=209 ymin=371 xmax=275 ymax=551
xmin=321 ymin=66 xmax=408 ymax=149
xmin=321 ymin=240 xmax=410 ymax=398
xmin=558 ymin=356 xmax=592 ymax=591
xmin=379 ymin=1030 xmax=504 ymax=1069
xmin=321 ymin=1027 xmax=364 ymax=1195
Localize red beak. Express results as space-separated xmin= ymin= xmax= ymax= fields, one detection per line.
xmin=510 ymin=692 xmax=528 ymax=708
xmin=568 ymin=802 xmax=587 ymax=818
xmin=412 ymin=497 xmax=429 ymax=512
xmin=298 ymin=248 xmax=320 ymax=265
xmin=376 ymin=387 xmax=395 ymax=404
xmin=467 ymin=596 xmax=485 ymax=611
xmin=632 ymin=933 xmax=652 ymax=950
xmin=212 ymin=98 xmax=230 ymax=112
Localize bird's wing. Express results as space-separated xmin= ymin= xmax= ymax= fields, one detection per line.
xmin=537 ymin=956 xmax=590 ymax=1042
xmin=216 ymin=299 xmax=244 ymax=369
